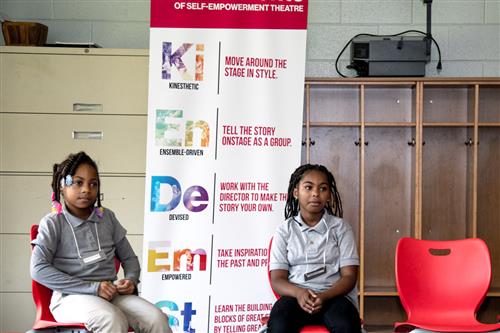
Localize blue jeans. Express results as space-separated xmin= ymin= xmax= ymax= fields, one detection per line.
xmin=267 ymin=295 xmax=361 ymax=333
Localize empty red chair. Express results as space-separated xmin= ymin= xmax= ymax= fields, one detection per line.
xmin=395 ymin=237 xmax=500 ymax=332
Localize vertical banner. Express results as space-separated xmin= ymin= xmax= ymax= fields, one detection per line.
xmin=143 ymin=0 xmax=308 ymax=332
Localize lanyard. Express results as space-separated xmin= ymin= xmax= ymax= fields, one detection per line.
xmin=64 ymin=213 xmax=102 ymax=259
xmin=295 ymin=217 xmax=329 ymax=272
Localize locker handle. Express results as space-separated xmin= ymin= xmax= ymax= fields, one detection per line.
xmin=73 ymin=103 xmax=103 ymax=112
xmin=72 ymin=131 xmax=103 ymax=140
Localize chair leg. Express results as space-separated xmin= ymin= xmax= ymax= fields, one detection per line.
xmin=27 ymin=328 xmax=92 ymax=333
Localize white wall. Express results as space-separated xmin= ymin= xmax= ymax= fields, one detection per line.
xmin=1 ymin=0 xmax=499 ymax=77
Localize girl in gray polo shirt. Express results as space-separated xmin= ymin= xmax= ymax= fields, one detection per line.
xmin=268 ymin=164 xmax=361 ymax=333
xmin=31 ymin=151 xmax=172 ymax=333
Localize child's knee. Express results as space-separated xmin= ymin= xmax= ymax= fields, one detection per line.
xmin=145 ymin=307 xmax=170 ymax=330
xmin=88 ymin=306 xmax=128 ymax=331
xmin=327 ymin=316 xmax=360 ymax=333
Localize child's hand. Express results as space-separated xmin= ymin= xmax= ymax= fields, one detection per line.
xmin=296 ymin=288 xmax=316 ymax=314
xmin=309 ymin=290 xmax=324 ymax=314
xmin=115 ymin=279 xmax=135 ymax=295
xmin=98 ymin=281 xmax=117 ymax=301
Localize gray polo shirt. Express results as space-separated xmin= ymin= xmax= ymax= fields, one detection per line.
xmin=31 ymin=206 xmax=140 ymax=295
xmin=269 ymin=212 xmax=359 ymax=308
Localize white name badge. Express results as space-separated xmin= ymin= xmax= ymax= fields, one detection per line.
xmin=304 ymin=266 xmax=327 ymax=281
xmin=80 ymin=250 xmax=107 ymax=265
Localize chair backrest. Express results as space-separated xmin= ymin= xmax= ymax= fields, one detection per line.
xmin=30 ymin=224 xmax=58 ymax=324
xmin=267 ymin=237 xmax=280 ymax=299
xmin=395 ymin=237 xmax=492 ymax=325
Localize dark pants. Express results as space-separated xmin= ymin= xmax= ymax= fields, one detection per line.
xmin=267 ymin=296 xmax=361 ymax=333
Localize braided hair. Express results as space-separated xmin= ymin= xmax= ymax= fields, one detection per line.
xmin=51 ymin=151 xmax=102 ymax=208
xmin=284 ymin=164 xmax=343 ymax=219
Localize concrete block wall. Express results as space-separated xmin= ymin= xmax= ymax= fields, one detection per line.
xmin=1 ymin=0 xmax=499 ymax=77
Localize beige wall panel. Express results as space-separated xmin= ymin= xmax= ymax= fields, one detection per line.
xmin=0 ymin=234 xmax=31 ymax=292
xmin=0 ymin=292 xmax=35 ymax=333
xmin=0 ymin=113 xmax=146 ymax=173
xmin=1 ymin=175 xmax=146 ymax=234
xmin=101 ymin=177 xmax=146 ymax=235
xmin=0 ymin=175 xmax=52 ymax=234
xmin=0 ymin=52 xmax=148 ymax=115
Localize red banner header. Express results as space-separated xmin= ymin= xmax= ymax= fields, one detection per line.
xmin=151 ymin=0 xmax=308 ymax=29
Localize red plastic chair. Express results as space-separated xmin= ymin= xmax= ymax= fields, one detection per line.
xmin=395 ymin=237 xmax=500 ymax=332
xmin=30 ymin=224 xmax=122 ymax=333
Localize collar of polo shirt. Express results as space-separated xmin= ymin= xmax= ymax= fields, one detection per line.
xmin=62 ymin=205 xmax=101 ymax=227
